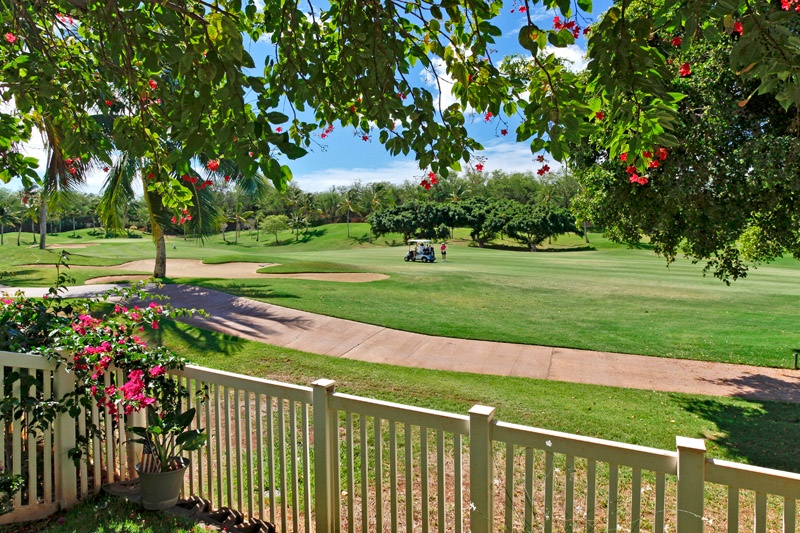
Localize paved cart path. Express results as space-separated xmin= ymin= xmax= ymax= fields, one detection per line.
xmin=6 ymin=283 xmax=800 ymax=403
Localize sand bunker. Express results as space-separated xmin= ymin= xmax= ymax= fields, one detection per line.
xmin=78 ymin=259 xmax=387 ymax=283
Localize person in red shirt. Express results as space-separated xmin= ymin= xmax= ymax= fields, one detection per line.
xmin=440 ymin=243 xmax=447 ymax=262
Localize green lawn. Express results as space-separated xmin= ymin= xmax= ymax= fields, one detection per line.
xmin=3 ymin=225 xmax=800 ymax=367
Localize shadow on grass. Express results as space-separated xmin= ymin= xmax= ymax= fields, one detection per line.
xmin=153 ymin=319 xmax=248 ymax=358
xmin=217 ymin=283 xmax=300 ymax=300
xmin=676 ymin=395 xmax=800 ymax=472
xmin=477 ymin=243 xmax=597 ymax=252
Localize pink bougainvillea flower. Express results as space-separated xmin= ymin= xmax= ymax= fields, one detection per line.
xmin=679 ymin=62 xmax=691 ymax=77
xmin=148 ymin=79 xmax=158 ymax=89
xmin=733 ymin=21 xmax=743 ymax=35
xmin=4 ymin=33 xmax=16 ymax=44
xmin=594 ymin=111 xmax=605 ymax=121
xmin=151 ymin=320 xmax=159 ymax=330
xmin=671 ymin=36 xmax=682 ymax=47
xmin=149 ymin=365 xmax=166 ymax=377
xmin=206 ymin=159 xmax=220 ymax=171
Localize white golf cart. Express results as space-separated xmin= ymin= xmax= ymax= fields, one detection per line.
xmin=404 ymin=239 xmax=437 ymax=263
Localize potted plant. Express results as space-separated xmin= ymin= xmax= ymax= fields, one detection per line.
xmin=129 ymin=406 xmax=206 ymax=510
xmin=1 ymin=272 xmax=209 ymax=510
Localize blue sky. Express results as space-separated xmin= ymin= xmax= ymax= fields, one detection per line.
xmin=5 ymin=0 xmax=611 ymax=196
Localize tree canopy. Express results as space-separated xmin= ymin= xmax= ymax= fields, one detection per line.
xmin=1 ymin=0 xmax=798 ymax=276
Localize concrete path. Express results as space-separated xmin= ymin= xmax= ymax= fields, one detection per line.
xmin=5 ymin=284 xmax=800 ymax=403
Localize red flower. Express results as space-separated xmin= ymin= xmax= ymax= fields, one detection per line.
xmin=484 ymin=111 xmax=493 ymax=122
xmin=625 ymin=165 xmax=638 ymax=175
xmin=733 ymin=21 xmax=743 ymax=35
xmin=362 ymin=135 xmax=369 ymax=141
xmin=206 ymin=159 xmax=220 ymax=171
xmin=671 ymin=36 xmax=682 ymax=47
xmin=65 ymin=158 xmax=73 ymax=165
xmin=148 ymin=79 xmax=158 ymax=90
xmin=655 ymin=147 xmax=668 ymax=160
xmin=151 ymin=320 xmax=159 ymax=330
xmin=103 ymin=167 xmax=110 ymax=172
xmin=553 ymin=16 xmax=563 ymax=30
xmin=535 ymin=155 xmax=545 ymax=163
xmin=4 ymin=33 xmax=16 ymax=44
xmin=276 ymin=127 xmax=282 ymax=133
xmin=642 ymin=150 xmax=652 ymax=159
xmin=420 ymin=179 xmax=431 ymax=189
xmin=105 ymin=100 xmax=114 ymax=106
xmin=629 ymin=174 xmax=649 ymax=185
xmin=501 ymin=129 xmax=508 ymax=136
xmin=147 ymin=173 xmax=154 ymax=179
xmin=171 ymin=216 xmax=177 ymax=223
xmin=397 ymin=92 xmax=406 ymax=100
xmin=518 ymin=6 xmax=526 ymax=12
xmin=349 ymin=105 xmax=357 ymax=113
xmin=428 ymin=171 xmax=436 ymax=180
xmin=475 ymin=163 xmax=484 ymax=172
xmin=430 ymin=176 xmax=438 ymax=185
xmin=594 ymin=111 xmax=605 ymax=121
xmin=224 ymin=175 xmax=231 ymax=182
xmin=648 ymin=159 xmax=660 ymax=169
xmin=679 ymin=62 xmax=691 ymax=77
xmin=537 ymin=168 xmax=546 ymax=176
xmin=583 ymin=27 xmax=591 ymax=35
xmin=69 ymin=167 xmax=77 ymax=175
xmin=620 ymin=153 xmax=628 ymax=162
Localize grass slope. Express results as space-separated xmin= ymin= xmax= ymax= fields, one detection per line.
xmin=158 ymin=319 xmax=800 ymax=473
xmin=3 ymin=225 xmax=800 ymax=367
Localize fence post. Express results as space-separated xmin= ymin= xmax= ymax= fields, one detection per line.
xmin=53 ymin=365 xmax=77 ymax=507
xmin=313 ymin=379 xmax=337 ymax=533
xmin=469 ymin=405 xmax=496 ymax=533
xmin=676 ymin=436 xmax=706 ymax=533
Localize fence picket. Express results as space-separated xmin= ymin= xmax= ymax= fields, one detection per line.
xmin=727 ymin=486 xmax=739 ymax=533
xmin=586 ymin=458 xmax=596 ymax=532
xmin=754 ymin=492 xmax=767 ymax=533
xmin=504 ymin=443 xmax=514 ymax=533
xmin=346 ymin=413 xmax=355 ymax=533
xmin=631 ymin=467 xmax=641 ymax=533
xmin=389 ymin=421 xmax=398 ymax=533
xmin=565 ymin=455 xmax=574 ymax=533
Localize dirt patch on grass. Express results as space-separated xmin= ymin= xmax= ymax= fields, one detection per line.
xmin=41 ymin=243 xmax=100 ymax=249
xmin=76 ymin=259 xmax=387 ymax=283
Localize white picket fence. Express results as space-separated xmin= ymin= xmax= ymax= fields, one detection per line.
xmin=2 ymin=350 xmax=800 ymax=532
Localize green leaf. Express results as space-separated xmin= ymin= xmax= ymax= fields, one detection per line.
xmin=267 ymin=112 xmax=289 ymax=124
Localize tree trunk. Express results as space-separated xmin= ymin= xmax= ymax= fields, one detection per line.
xmin=152 ymin=224 xmax=167 ymax=278
xmin=39 ymin=201 xmax=47 ymax=250
xmin=143 ymin=184 xmax=167 ymax=278
xmin=1 ymin=224 xmax=4 ymax=245
xmin=583 ymin=221 xmax=590 ymax=243
xmin=17 ymin=223 xmax=22 ymax=246
xmin=346 ymin=211 xmax=350 ymax=238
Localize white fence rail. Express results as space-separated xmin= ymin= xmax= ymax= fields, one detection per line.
xmin=2 ymin=351 xmax=800 ymax=532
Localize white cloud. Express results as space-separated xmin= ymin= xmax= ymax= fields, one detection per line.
xmin=420 ymin=57 xmax=459 ymax=112
xmin=478 ymin=138 xmax=562 ymax=175
xmin=292 ymin=159 xmax=423 ymax=192
xmin=546 ymin=44 xmax=588 ymax=72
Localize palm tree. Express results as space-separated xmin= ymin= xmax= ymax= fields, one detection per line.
xmin=0 ymin=203 xmax=19 ymax=246
xmin=338 ymin=187 xmax=361 ymax=238
xmin=34 ymin=116 xmax=91 ymax=250
xmin=98 ymin=153 xmax=222 ymax=277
